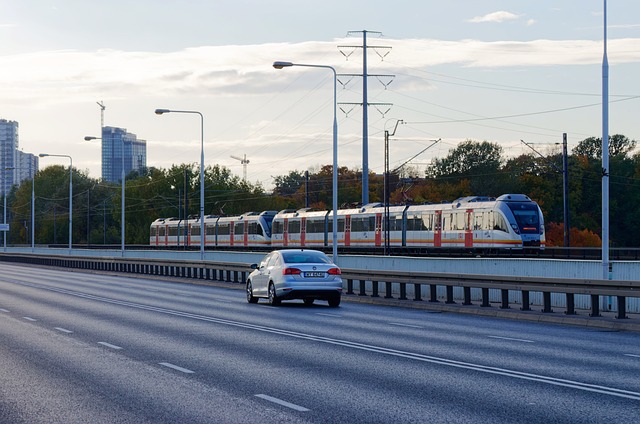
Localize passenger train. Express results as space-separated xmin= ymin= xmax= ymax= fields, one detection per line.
xmin=149 ymin=194 xmax=545 ymax=251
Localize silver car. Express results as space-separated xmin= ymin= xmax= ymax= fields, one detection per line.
xmin=246 ymin=249 xmax=343 ymax=307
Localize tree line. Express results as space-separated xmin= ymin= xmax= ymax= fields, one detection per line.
xmin=3 ymin=134 xmax=638 ymax=247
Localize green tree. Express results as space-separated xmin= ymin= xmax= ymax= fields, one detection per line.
xmin=426 ymin=140 xmax=504 ymax=194
xmin=572 ymin=134 xmax=636 ymax=159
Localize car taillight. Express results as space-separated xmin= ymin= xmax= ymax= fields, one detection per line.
xmin=327 ymin=268 xmax=341 ymax=275
xmin=283 ymin=267 xmax=301 ymax=275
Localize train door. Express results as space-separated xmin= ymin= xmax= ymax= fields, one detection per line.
xmin=283 ymin=218 xmax=289 ymax=247
xmin=465 ymin=209 xmax=473 ymax=248
xmin=300 ymin=217 xmax=306 ymax=247
xmin=344 ymin=215 xmax=351 ymax=246
xmin=374 ymin=213 xmax=382 ymax=247
xmin=243 ymin=222 xmax=249 ymax=246
xmin=230 ymin=221 xmax=235 ymax=246
xmin=434 ymin=211 xmax=442 ymax=247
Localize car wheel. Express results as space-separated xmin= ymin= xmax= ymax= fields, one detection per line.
xmin=268 ymin=283 xmax=281 ymax=306
xmin=246 ymin=281 xmax=259 ymax=304
xmin=328 ymin=295 xmax=341 ymax=307
xmin=303 ymin=298 xmax=315 ymax=306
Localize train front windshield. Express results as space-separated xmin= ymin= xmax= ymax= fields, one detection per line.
xmin=506 ymin=203 xmax=540 ymax=233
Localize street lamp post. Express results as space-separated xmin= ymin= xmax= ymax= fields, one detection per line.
xmin=39 ymin=154 xmax=73 ymax=252
xmin=2 ymin=166 xmax=15 ymax=252
xmin=155 ymin=109 xmax=205 ymax=260
xmin=85 ymin=135 xmax=125 ymax=255
xmin=273 ymin=61 xmax=338 ymax=264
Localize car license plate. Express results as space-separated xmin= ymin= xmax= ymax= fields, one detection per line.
xmin=304 ymin=271 xmax=325 ymax=278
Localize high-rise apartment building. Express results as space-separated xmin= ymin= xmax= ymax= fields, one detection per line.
xmin=101 ymin=126 xmax=147 ymax=183
xmin=0 ymin=119 xmax=18 ymax=196
xmin=1 ymin=119 xmax=38 ymax=195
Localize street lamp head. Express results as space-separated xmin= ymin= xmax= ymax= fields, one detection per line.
xmin=38 ymin=154 xmax=49 ymax=158
xmin=273 ymin=61 xmax=293 ymax=69
xmin=155 ymin=108 xmax=171 ymax=115
xmin=84 ymin=136 xmax=100 ymax=141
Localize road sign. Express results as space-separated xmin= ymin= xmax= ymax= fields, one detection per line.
xmin=0 ymin=224 xmax=9 ymax=231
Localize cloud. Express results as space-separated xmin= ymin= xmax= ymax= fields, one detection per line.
xmin=467 ymin=11 xmax=522 ymax=23
xmin=526 ymin=19 xmax=536 ymax=26
xmin=1 ymin=37 xmax=640 ymax=108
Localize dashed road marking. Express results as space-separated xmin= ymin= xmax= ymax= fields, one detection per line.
xmin=316 ymin=313 xmax=342 ymax=318
xmin=255 ymin=394 xmax=309 ymax=412
xmin=23 ymin=316 xmax=37 ymax=322
xmin=159 ymin=362 xmax=195 ymax=374
xmin=489 ymin=335 xmax=534 ymax=343
xmin=389 ymin=322 xmax=423 ymax=329
xmin=98 ymin=342 xmax=123 ymax=350
xmin=55 ymin=327 xmax=73 ymax=334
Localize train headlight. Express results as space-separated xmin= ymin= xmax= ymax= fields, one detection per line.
xmin=511 ymin=223 xmax=520 ymax=234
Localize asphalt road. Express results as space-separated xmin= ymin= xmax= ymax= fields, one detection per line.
xmin=1 ymin=263 xmax=639 ymax=423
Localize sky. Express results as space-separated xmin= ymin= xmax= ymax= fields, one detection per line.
xmin=1 ymin=0 xmax=639 ymax=191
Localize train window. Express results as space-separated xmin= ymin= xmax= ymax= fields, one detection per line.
xmin=288 ymin=220 xmax=301 ymax=234
xmin=159 ymin=227 xmax=165 ymax=237
xmin=493 ymin=213 xmax=508 ymax=232
xmin=218 ymin=224 xmax=230 ymax=236
xmin=191 ymin=225 xmax=201 ymax=236
xmin=327 ymin=218 xmax=345 ymax=232
xmin=421 ymin=214 xmax=432 ymax=231
xmin=206 ymin=225 xmax=216 ymax=236
xmin=272 ymin=221 xmax=283 ymax=234
xmin=386 ymin=216 xmax=402 ymax=231
xmin=256 ymin=224 xmax=264 ymax=237
xmin=456 ymin=212 xmax=466 ymax=231
xmin=406 ymin=214 xmax=422 ymax=231
xmin=248 ymin=222 xmax=257 ymax=235
xmin=168 ymin=226 xmax=178 ymax=236
xmin=351 ymin=217 xmax=371 ymax=232
xmin=234 ymin=222 xmax=244 ymax=235
xmin=307 ymin=219 xmax=324 ymax=233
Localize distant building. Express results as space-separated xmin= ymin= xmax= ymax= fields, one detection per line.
xmin=16 ymin=150 xmax=39 ymax=186
xmin=101 ymin=126 xmax=147 ymax=183
xmin=1 ymin=118 xmax=38 ymax=195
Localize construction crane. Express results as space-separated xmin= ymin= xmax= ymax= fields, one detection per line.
xmin=97 ymin=101 xmax=106 ymax=130
xmin=230 ymin=154 xmax=250 ymax=181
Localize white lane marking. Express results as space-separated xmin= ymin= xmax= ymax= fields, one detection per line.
xmin=159 ymin=362 xmax=195 ymax=374
xmin=23 ymin=316 xmax=37 ymax=321
xmin=98 ymin=342 xmax=123 ymax=350
xmin=489 ymin=335 xmax=535 ymax=343
xmin=255 ymin=394 xmax=310 ymax=412
xmin=14 ymin=281 xmax=640 ymax=401
xmin=624 ymin=354 xmax=640 ymax=358
xmin=316 ymin=313 xmax=342 ymax=318
xmin=389 ymin=322 xmax=423 ymax=329
xmin=55 ymin=327 xmax=73 ymax=334
xmin=0 ymin=308 xmax=9 ymax=312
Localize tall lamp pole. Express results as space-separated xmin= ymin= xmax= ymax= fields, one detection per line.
xmin=2 ymin=166 xmax=15 ymax=252
xmin=85 ymin=135 xmax=125 ymax=255
xmin=39 ymin=154 xmax=72 ymax=252
xmin=273 ymin=61 xmax=338 ymax=264
xmin=155 ymin=109 xmax=205 ymax=260
xmin=601 ymin=0 xmax=610 ymax=281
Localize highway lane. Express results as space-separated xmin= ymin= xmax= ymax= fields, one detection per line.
xmin=1 ymin=263 xmax=639 ymax=423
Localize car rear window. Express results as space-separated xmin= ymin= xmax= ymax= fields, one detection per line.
xmin=281 ymin=251 xmax=331 ymax=264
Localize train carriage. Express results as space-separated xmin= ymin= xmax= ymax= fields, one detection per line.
xmin=151 ymin=194 xmax=544 ymax=252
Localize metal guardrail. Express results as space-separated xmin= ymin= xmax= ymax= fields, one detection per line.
xmin=1 ymin=252 xmax=638 ymax=319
